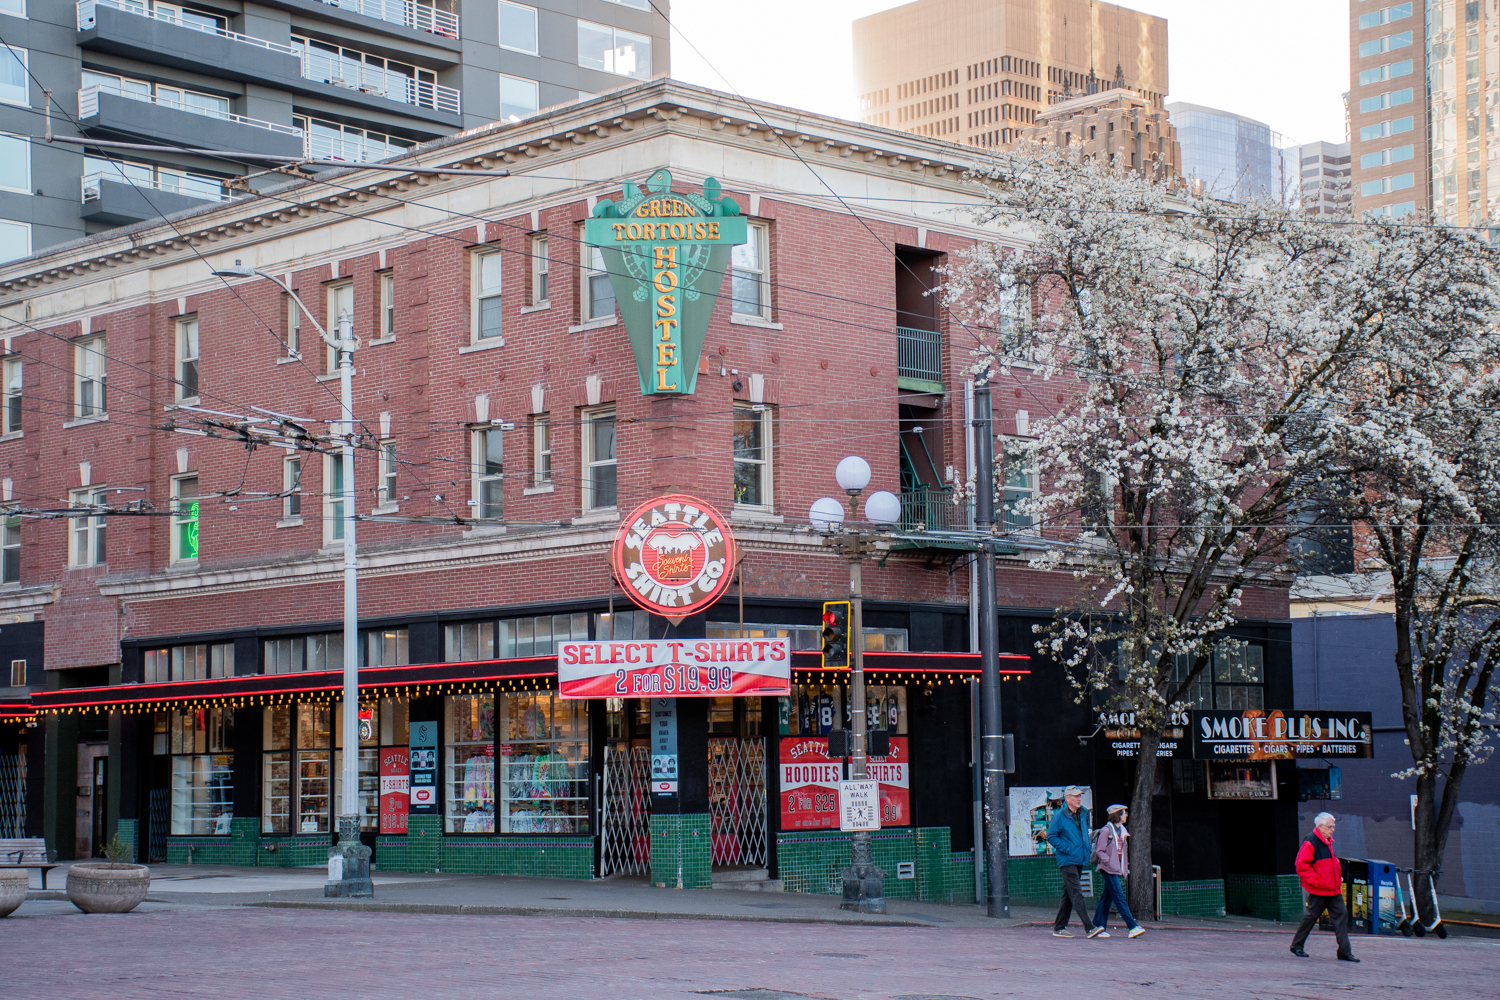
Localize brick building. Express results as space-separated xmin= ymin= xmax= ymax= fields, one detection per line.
xmin=0 ymin=79 xmax=1302 ymax=916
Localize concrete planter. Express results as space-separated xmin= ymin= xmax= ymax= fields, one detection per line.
xmin=0 ymin=868 xmax=27 ymax=917
xmin=66 ymin=862 xmax=151 ymax=914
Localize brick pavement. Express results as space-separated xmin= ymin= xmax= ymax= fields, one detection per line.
xmin=4 ymin=904 xmax=1496 ymax=1000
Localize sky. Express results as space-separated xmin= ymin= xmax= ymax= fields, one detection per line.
xmin=669 ymin=0 xmax=1351 ymax=148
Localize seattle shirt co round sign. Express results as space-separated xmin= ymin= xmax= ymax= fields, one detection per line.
xmin=612 ymin=494 xmax=737 ymax=625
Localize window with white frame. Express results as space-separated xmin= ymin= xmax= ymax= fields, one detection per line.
xmin=0 ymin=513 xmax=16 ymax=583
xmin=325 ymin=454 xmax=345 ymax=544
xmin=144 ymin=644 xmax=234 ymax=684
xmin=0 ymin=133 xmax=28 ymax=194
xmin=499 ymin=74 xmax=539 ymax=122
xmin=732 ymin=404 xmax=772 ymax=508
xmin=474 ymin=249 xmax=503 ymax=341
xmin=68 ymin=487 xmax=107 ymax=567
xmin=1000 ymin=440 xmax=1035 ymax=532
xmin=378 ymin=440 xmax=397 ymax=506
xmin=576 ymin=20 xmax=651 ymax=80
xmin=365 ymin=627 xmax=409 ymax=666
xmin=8 ymin=659 xmax=23 ymax=687
xmin=472 ymin=426 xmax=503 ymax=518
xmin=379 ymin=270 xmax=395 ymax=338
xmin=731 ymin=221 xmax=770 ymax=319
xmin=0 ymin=220 xmax=28 ymax=265
xmin=171 ymin=474 xmax=199 ymax=562
xmin=262 ymin=632 xmax=343 ymax=674
xmin=498 ymin=1 xmax=538 ymax=54
xmin=284 ymin=292 xmax=302 ymax=357
xmin=582 ymin=407 xmax=616 ymax=510
xmin=0 ymin=44 xmax=27 ymax=105
xmin=176 ymin=316 xmax=199 ymax=401
xmin=75 ymin=335 xmax=106 ymax=418
xmin=3 ymin=355 xmax=20 ymax=435
xmin=582 ymin=244 xmax=614 ymax=321
xmin=0 ymin=0 xmax=25 ymax=19
xmin=531 ymin=414 xmax=551 ymax=486
xmin=283 ymin=454 xmax=302 ymax=520
xmin=531 ymin=234 xmax=548 ymax=304
xmin=326 ymin=281 xmax=352 ymax=372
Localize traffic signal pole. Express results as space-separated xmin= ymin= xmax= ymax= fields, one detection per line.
xmin=974 ymin=379 xmax=1009 ymax=919
xmin=840 ymin=548 xmax=884 ymax=913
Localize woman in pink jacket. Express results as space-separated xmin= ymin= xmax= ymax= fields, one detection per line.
xmin=1092 ymin=804 xmax=1145 ymax=937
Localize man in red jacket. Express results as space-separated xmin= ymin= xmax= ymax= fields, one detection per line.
xmin=1290 ymin=812 xmax=1358 ymax=962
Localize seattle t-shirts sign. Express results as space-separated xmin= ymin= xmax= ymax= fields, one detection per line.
xmin=779 ymin=736 xmax=910 ymax=830
xmin=556 ymin=638 xmax=790 ymax=698
xmin=611 ymin=494 xmax=737 ymax=625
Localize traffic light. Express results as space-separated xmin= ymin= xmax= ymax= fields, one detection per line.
xmin=822 ymin=601 xmax=850 ymax=668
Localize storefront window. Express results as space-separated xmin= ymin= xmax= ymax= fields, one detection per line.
xmin=500 ymin=691 xmax=589 ymax=833
xmin=296 ymin=703 xmax=333 ymax=834
xmin=1167 ymin=642 xmax=1266 ymax=710
xmin=446 ymin=694 xmax=496 ymax=833
xmin=261 ymin=698 xmax=408 ymax=835
xmin=158 ymin=706 xmax=233 ymax=834
xmin=262 ymin=705 xmax=293 ymax=833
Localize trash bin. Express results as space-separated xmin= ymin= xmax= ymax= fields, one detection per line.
xmin=1332 ymin=858 xmax=1397 ymax=935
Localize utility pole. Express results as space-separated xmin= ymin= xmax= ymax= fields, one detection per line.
xmin=842 ymin=540 xmax=883 ymax=913
xmin=974 ymin=379 xmax=1009 ymax=918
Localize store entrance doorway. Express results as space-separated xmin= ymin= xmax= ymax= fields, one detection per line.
xmin=600 ymin=745 xmax=651 ymax=877
xmin=708 ymin=737 xmax=767 ymax=870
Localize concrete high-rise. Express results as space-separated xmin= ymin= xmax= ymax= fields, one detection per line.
xmin=1296 ymin=140 xmax=1352 ymax=218
xmin=852 ymin=0 xmax=1167 ymax=150
xmin=0 ymin=0 xmax=669 ymax=262
xmin=1021 ymin=86 xmax=1181 ymax=183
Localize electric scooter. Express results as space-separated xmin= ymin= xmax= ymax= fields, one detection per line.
xmin=1392 ymin=867 xmax=1414 ymax=937
xmin=1409 ymin=868 xmax=1448 ymax=939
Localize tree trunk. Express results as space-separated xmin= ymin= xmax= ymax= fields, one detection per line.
xmin=1412 ymin=769 xmax=1441 ymax=924
xmin=1126 ymin=729 xmax=1161 ymax=918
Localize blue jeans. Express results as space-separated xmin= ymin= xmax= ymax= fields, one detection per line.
xmin=1093 ymin=871 xmax=1139 ymax=930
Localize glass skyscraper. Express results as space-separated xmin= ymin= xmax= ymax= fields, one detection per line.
xmin=1167 ymin=102 xmax=1293 ymax=204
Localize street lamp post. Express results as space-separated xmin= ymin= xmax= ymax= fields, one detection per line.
xmin=211 ymin=263 xmax=372 ymax=898
xmin=811 ymin=457 xmax=900 ymax=915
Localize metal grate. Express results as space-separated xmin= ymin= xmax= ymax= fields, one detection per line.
xmin=600 ymin=745 xmax=652 ymax=876
xmin=148 ymin=788 xmax=169 ymax=863
xmin=896 ymin=326 xmax=943 ymax=384
xmin=708 ymin=738 xmax=767 ymax=867
xmin=0 ymin=752 xmax=24 ymax=838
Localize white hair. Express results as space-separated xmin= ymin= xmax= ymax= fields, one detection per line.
xmin=1314 ymin=812 xmax=1336 ymax=828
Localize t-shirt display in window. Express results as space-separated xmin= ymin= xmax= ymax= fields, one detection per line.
xmin=499 ymin=691 xmax=589 ymax=834
xmin=445 ymin=694 xmax=496 ymax=834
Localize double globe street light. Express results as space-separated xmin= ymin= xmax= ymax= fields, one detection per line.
xmin=810 ymin=455 xmax=899 ymax=913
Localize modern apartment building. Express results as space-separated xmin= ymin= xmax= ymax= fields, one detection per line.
xmin=1166 ymin=102 xmax=1293 ymax=205
xmin=851 ymin=0 xmax=1167 ymax=150
xmin=1346 ymin=0 xmax=1425 ymax=218
xmin=1295 ymin=139 xmax=1352 ymax=217
xmin=0 ymin=0 xmax=668 ymax=261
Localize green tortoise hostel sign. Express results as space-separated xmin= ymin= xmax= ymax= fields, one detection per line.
xmin=585 ymin=169 xmax=748 ymax=395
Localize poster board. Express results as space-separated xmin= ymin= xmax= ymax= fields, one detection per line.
xmin=1007 ymin=785 xmax=1094 ymax=858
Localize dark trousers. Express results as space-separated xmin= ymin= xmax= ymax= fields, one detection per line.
xmin=1291 ymin=892 xmax=1354 ymax=957
xmin=1053 ymin=864 xmax=1095 ymax=932
xmin=1093 ymin=871 xmax=1139 ymax=930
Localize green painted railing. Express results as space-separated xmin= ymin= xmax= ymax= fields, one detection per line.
xmin=896 ymin=326 xmax=942 ymax=385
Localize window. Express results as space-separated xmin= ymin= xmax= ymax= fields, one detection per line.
xmin=499 ymin=74 xmax=539 ymax=122
xmin=75 ymin=336 xmax=106 ymax=418
xmin=0 ymin=0 xmax=23 ymax=18
xmin=582 ymin=407 xmax=616 ymax=509
xmin=495 ymin=692 xmax=589 ymax=833
xmin=0 ymin=133 xmax=27 ymax=193
xmin=283 ymin=455 xmax=301 ymax=519
xmin=378 ymin=440 xmax=397 ymax=506
xmin=325 ymin=454 xmax=345 ymax=544
xmin=583 ymin=245 xmax=614 ymax=321
xmin=1358 ymin=3 xmax=1411 ymax=29
xmin=68 ymin=487 xmax=107 ymax=567
xmin=1000 ymin=440 xmax=1035 ymax=532
xmin=474 ymin=249 xmax=503 ymax=341
xmin=577 ymin=21 xmax=652 ymax=80
xmin=0 ymin=514 xmax=18 ymax=584
xmin=262 ymin=632 xmax=343 ymax=674
xmin=1361 ymin=172 xmax=1415 ymax=196
xmin=1357 ymin=31 xmax=1412 ymax=57
xmin=259 ymin=702 xmax=334 ymax=834
xmin=159 ymin=706 xmax=234 ymax=835
xmin=1360 ymin=144 xmax=1414 ymax=169
xmin=733 ymin=404 xmax=772 ymax=508
xmin=1359 ymin=116 xmax=1414 ymax=141
xmin=601 ymin=0 xmax=649 ymax=7
xmin=498 ymin=1 xmax=538 ymax=54
xmin=171 ymin=474 xmax=198 ymax=562
xmin=472 ymin=427 xmax=503 ymax=518
xmin=175 ymin=316 xmax=199 ymax=401
xmin=530 ymin=234 xmax=548 ymax=304
xmin=3 ymin=356 xmax=20 ymax=435
xmin=284 ymin=292 xmax=302 ymax=357
xmin=500 ymin=612 xmax=588 ymax=656
xmin=294 ymin=115 xmax=415 ymax=163
xmin=379 ymin=271 xmax=395 ymax=338
xmin=326 ymin=281 xmax=352 ymax=372
xmin=1358 ymin=88 xmax=1413 ymax=114
xmin=531 ymin=414 xmax=551 ymax=486
xmin=1358 ymin=59 xmax=1413 ymax=85
xmin=8 ymin=659 xmax=23 ymax=687
xmin=0 ymin=44 xmax=26 ymax=105
xmin=444 ymin=621 xmax=495 ymax=661
xmin=365 ymin=628 xmax=408 ymax=666
xmin=445 ymin=694 xmax=495 ymax=832
xmin=1168 ymin=642 xmax=1265 ymax=711
xmin=731 ymin=221 xmax=770 ymax=319
xmin=0 ymin=220 xmax=27 ymax=264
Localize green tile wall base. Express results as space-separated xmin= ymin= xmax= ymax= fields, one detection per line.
xmin=651 ymin=813 xmax=712 ymax=890
xmin=228 ymin=816 xmax=260 ymax=866
xmin=165 ymin=837 xmax=240 ymax=865
xmin=406 ymin=815 xmax=442 ymax=872
xmin=1162 ymin=878 xmax=1226 ymax=917
xmin=1004 ymin=854 xmax=1067 ymax=907
xmin=1225 ymin=873 xmax=1305 ymax=921
xmin=116 ymin=819 xmax=138 ymax=864
xmin=774 ymin=829 xmax=920 ymax=900
xmin=1276 ymin=873 xmax=1304 ymax=921
xmin=439 ymin=837 xmax=593 ymax=878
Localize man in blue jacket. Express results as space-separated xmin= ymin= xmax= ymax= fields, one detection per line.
xmin=1045 ymin=786 xmax=1105 ymax=938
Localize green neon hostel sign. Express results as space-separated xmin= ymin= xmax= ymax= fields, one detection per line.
xmin=584 ymin=169 xmax=748 ymax=395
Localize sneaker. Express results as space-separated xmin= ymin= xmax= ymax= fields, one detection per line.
xmin=1052 ymin=930 xmax=1075 ymax=938
xmin=1087 ymin=927 xmax=1109 ymax=938
xmin=1128 ymin=926 xmax=1145 ymax=938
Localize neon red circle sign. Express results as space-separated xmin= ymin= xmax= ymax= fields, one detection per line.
xmin=612 ymin=494 xmax=737 ymax=624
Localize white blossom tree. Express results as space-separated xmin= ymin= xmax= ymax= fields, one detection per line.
xmin=939 ymin=144 xmax=1471 ymax=916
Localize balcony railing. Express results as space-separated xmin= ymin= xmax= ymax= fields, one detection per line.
xmin=896 ymin=325 xmax=943 ymax=388
xmin=299 ymin=47 xmax=461 ymax=115
xmin=77 ymin=0 xmax=299 ymax=56
xmin=319 ymin=0 xmax=459 ymax=38
xmin=78 ymin=84 xmax=303 ymax=137
xmin=899 ymin=486 xmax=969 ymax=534
xmin=82 ymin=171 xmax=230 ymax=205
